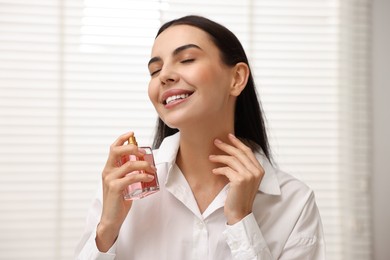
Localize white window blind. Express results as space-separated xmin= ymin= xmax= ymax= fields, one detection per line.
xmin=0 ymin=0 xmax=371 ymax=259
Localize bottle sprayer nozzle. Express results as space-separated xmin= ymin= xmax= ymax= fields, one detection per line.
xmin=128 ymin=136 xmax=138 ymax=146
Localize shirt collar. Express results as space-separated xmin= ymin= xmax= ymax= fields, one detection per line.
xmin=154 ymin=132 xmax=181 ymax=165
xmin=154 ymin=132 xmax=281 ymax=196
xmin=256 ymin=152 xmax=281 ymax=195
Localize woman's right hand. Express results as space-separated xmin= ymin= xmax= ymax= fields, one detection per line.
xmin=96 ymin=131 xmax=156 ymax=252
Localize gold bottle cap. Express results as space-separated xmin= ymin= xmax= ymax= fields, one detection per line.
xmin=128 ymin=136 xmax=138 ymax=146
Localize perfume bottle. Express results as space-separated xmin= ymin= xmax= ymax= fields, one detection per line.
xmin=120 ymin=135 xmax=159 ymax=200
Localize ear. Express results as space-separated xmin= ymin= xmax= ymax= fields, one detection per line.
xmin=230 ymin=62 xmax=250 ymax=97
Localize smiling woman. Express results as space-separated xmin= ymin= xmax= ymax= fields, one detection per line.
xmin=75 ymin=15 xmax=325 ymax=260
xmin=0 ymin=1 xmax=372 ymax=260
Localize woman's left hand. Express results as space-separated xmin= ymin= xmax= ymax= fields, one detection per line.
xmin=209 ymin=133 xmax=265 ymax=225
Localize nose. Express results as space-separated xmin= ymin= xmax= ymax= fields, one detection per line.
xmin=159 ymin=66 xmax=179 ymax=86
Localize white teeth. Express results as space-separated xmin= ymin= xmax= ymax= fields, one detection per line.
xmin=165 ymin=94 xmax=189 ymax=104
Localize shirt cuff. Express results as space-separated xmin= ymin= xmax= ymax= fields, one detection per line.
xmin=223 ymin=213 xmax=268 ymax=259
xmin=76 ymin=227 xmax=117 ymax=260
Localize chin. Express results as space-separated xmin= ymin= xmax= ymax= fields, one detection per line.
xmin=159 ymin=113 xmax=186 ymax=129
xmin=158 ymin=116 xmax=179 ymax=129
xmin=160 ymin=110 xmax=206 ymax=130
xmin=164 ymin=121 xmax=179 ymax=129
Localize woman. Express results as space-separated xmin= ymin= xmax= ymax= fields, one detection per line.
xmin=75 ymin=15 xmax=325 ymax=259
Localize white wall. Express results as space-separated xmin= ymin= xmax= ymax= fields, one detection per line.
xmin=372 ymin=0 xmax=390 ymax=259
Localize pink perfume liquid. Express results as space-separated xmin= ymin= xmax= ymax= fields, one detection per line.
xmin=121 ymin=147 xmax=159 ymax=200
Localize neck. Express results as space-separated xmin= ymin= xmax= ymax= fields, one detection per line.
xmin=176 ymin=126 xmax=232 ymax=186
xmin=172 ymin=105 xmax=236 ymax=213
xmin=175 ymin=105 xmax=235 ymax=173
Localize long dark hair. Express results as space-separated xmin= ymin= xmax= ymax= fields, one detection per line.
xmin=151 ymin=15 xmax=271 ymax=160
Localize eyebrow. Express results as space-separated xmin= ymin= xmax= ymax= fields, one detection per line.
xmin=148 ymin=44 xmax=202 ymax=67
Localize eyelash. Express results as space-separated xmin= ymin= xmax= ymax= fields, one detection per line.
xmin=150 ymin=59 xmax=195 ymax=76
xmin=181 ymin=58 xmax=195 ymax=63
xmin=150 ymin=70 xmax=160 ymax=77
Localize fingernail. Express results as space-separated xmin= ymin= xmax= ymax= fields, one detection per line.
xmin=214 ymin=139 xmax=222 ymax=144
xmin=228 ymin=133 xmax=236 ymax=139
xmin=146 ymin=174 xmax=155 ymax=179
xmin=138 ymin=148 xmax=146 ymax=154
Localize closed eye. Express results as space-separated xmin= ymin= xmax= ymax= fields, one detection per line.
xmin=150 ymin=69 xmax=161 ymax=77
xmin=181 ymin=59 xmax=195 ymax=64
xmin=150 ymin=59 xmax=195 ymax=76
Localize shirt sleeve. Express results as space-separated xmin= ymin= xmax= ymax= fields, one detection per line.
xmin=223 ymin=192 xmax=325 ymax=260
xmin=74 ymin=189 xmax=118 ymax=260
xmin=223 ymin=213 xmax=273 ymax=260
xmin=279 ymin=192 xmax=326 ymax=260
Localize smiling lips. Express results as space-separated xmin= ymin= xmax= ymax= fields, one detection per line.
xmin=165 ymin=93 xmax=190 ymax=104
xmin=162 ymin=89 xmax=194 ymax=106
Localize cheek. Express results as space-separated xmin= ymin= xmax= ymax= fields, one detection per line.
xmin=147 ymin=80 xmax=159 ymax=105
xmin=193 ymin=65 xmax=231 ymax=94
xmin=187 ymin=66 xmax=215 ymax=86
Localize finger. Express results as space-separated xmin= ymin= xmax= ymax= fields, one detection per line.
xmin=212 ymin=166 xmax=259 ymax=189
xmin=123 ymin=172 xmax=156 ymax=184
xmin=112 ymin=146 xmax=147 ymax=166
xmin=105 ymin=173 xmax=155 ymax=194
xmin=106 ymin=132 xmax=134 ymax=166
xmin=112 ymin=131 xmax=134 ymax=147
xmin=107 ymin=133 xmax=147 ymax=166
xmin=209 ymin=154 xmax=247 ymax=174
xmin=106 ymin=160 xmax=156 ymax=181
xmin=212 ymin=166 xmax=239 ymax=181
xmin=209 ymin=154 xmax=264 ymax=188
xmin=121 ymin=160 xmax=157 ymax=176
xmin=213 ymin=138 xmax=258 ymax=174
xmin=227 ymin=133 xmax=263 ymax=169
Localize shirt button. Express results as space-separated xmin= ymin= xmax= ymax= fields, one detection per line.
xmin=231 ymin=241 xmax=239 ymax=250
xmin=197 ymin=221 xmax=204 ymax=229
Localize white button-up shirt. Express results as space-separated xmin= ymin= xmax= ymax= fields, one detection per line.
xmin=75 ymin=132 xmax=325 ymax=259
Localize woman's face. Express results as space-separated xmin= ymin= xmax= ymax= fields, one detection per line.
xmin=148 ymin=25 xmax=237 ymax=130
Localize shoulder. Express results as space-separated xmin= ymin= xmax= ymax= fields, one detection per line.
xmin=254 ymin=165 xmax=321 ymax=228
xmin=271 ymin=168 xmax=318 ymax=217
xmin=276 ymin=168 xmax=312 ymax=193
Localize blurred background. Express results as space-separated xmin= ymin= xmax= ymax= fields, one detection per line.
xmin=0 ymin=0 xmax=388 ymax=259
